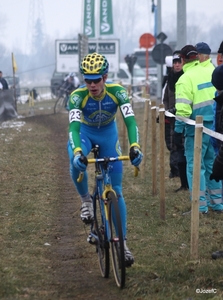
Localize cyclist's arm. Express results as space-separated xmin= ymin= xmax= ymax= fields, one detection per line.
xmin=69 ymin=121 xmax=82 ymax=153
xmin=68 ymin=92 xmax=83 ymax=154
xmin=122 ymin=114 xmax=140 ymax=148
xmin=115 ymin=86 xmax=140 ymax=147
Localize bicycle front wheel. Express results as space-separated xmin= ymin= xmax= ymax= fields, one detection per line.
xmin=94 ymin=195 xmax=110 ymax=278
xmin=54 ymin=96 xmax=66 ymax=114
xmin=108 ymin=191 xmax=125 ymax=288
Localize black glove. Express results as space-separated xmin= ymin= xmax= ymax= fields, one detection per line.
xmin=167 ymin=107 xmax=176 ymax=115
xmin=173 ymin=131 xmax=183 ymax=150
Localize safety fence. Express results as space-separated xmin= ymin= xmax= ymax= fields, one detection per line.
xmin=116 ymin=95 xmax=223 ymax=260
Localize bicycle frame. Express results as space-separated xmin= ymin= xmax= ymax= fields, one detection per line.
xmin=87 ymin=149 xmax=129 ymax=244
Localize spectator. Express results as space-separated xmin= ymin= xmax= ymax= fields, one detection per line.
xmin=217 ymin=41 xmax=223 ymax=66
xmin=210 ymin=64 xmax=223 ymax=197
xmin=174 ymin=45 xmax=223 ymax=214
xmin=210 ymin=64 xmax=223 ymax=259
xmin=163 ymin=51 xmax=188 ymax=193
xmin=195 ymin=42 xmax=215 ymax=70
xmin=0 ymin=71 xmax=9 ymax=90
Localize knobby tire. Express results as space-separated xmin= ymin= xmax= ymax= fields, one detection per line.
xmin=108 ymin=191 xmax=125 ymax=288
xmin=94 ymin=194 xmax=110 ymax=278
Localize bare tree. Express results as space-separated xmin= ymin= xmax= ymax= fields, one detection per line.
xmin=112 ymin=0 xmax=151 ymax=59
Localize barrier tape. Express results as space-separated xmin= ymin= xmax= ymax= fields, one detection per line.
xmin=131 ymin=95 xmax=223 ymax=142
xmin=163 ymin=110 xmax=223 ymax=142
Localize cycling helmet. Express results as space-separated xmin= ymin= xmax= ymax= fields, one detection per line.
xmin=80 ymin=52 xmax=109 ymax=79
xmin=69 ymin=72 xmax=75 ymax=78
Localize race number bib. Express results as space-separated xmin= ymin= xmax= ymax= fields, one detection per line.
xmin=120 ymin=103 xmax=134 ymax=118
xmin=69 ymin=109 xmax=81 ymax=123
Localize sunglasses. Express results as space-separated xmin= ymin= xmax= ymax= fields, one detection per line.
xmin=85 ymin=77 xmax=102 ymax=84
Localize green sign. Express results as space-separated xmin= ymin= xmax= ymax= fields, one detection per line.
xmin=83 ymin=0 xmax=95 ymax=38
xmin=100 ymin=0 xmax=113 ymax=35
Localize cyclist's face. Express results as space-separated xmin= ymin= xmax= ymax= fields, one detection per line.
xmin=85 ymin=75 xmax=107 ymax=97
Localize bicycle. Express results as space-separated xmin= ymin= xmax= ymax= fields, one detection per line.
xmin=77 ymin=145 xmax=138 ymax=288
xmin=54 ymin=92 xmax=68 ymax=114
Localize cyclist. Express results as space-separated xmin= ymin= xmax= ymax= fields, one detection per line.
xmin=67 ymin=52 xmax=143 ymax=266
xmin=58 ymin=72 xmax=80 ymax=109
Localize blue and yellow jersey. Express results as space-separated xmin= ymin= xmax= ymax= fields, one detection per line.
xmin=68 ymin=82 xmax=140 ymax=153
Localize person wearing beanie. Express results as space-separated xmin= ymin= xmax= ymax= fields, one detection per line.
xmin=163 ymin=51 xmax=189 ymax=192
xmin=174 ymin=44 xmax=223 ymax=213
xmin=217 ymin=41 xmax=223 ymax=66
xmin=195 ymin=42 xmax=215 ymax=71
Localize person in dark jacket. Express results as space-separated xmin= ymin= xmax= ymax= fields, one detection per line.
xmin=210 ymin=63 xmax=223 ymax=259
xmin=163 ymin=51 xmax=188 ymax=191
xmin=211 ymin=142 xmax=223 ymax=182
xmin=210 ymin=64 xmax=223 ymax=189
xmin=217 ymin=41 xmax=223 ymax=66
xmin=0 ymin=71 xmax=9 ymax=90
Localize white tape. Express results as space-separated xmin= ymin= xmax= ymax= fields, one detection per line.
xmin=164 ymin=109 xmax=223 ymax=142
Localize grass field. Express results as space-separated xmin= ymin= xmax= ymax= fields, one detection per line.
xmin=1 ymin=102 xmax=223 ymax=299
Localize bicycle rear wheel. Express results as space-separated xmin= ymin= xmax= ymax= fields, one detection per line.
xmin=94 ymin=195 xmax=110 ymax=278
xmin=54 ymin=96 xmax=66 ymax=114
xmin=107 ymin=191 xmax=125 ymax=288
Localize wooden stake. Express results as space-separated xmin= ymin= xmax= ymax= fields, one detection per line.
xmin=151 ymin=100 xmax=157 ymax=195
xmin=190 ymin=116 xmax=203 ymax=259
xmin=159 ymin=104 xmax=165 ymax=220
xmin=141 ymin=94 xmax=150 ymax=178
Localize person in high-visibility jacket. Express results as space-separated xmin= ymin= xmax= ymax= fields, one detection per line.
xmin=174 ymin=45 xmax=223 ymax=214
xmin=195 ymin=42 xmax=215 ymax=72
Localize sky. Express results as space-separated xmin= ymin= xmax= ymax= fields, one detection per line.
xmin=0 ymin=0 xmax=222 ymax=53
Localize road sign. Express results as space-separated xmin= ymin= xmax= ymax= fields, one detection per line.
xmin=156 ymin=32 xmax=167 ymax=43
xmin=139 ymin=33 xmax=156 ymax=49
xmin=124 ymin=54 xmax=137 ymax=75
xmin=151 ymin=43 xmax=172 ymax=64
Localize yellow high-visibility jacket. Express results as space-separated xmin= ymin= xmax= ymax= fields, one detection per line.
xmin=175 ymin=60 xmax=215 ymax=136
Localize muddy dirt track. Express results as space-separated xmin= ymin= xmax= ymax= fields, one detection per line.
xmin=25 ymin=113 xmax=131 ymax=300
